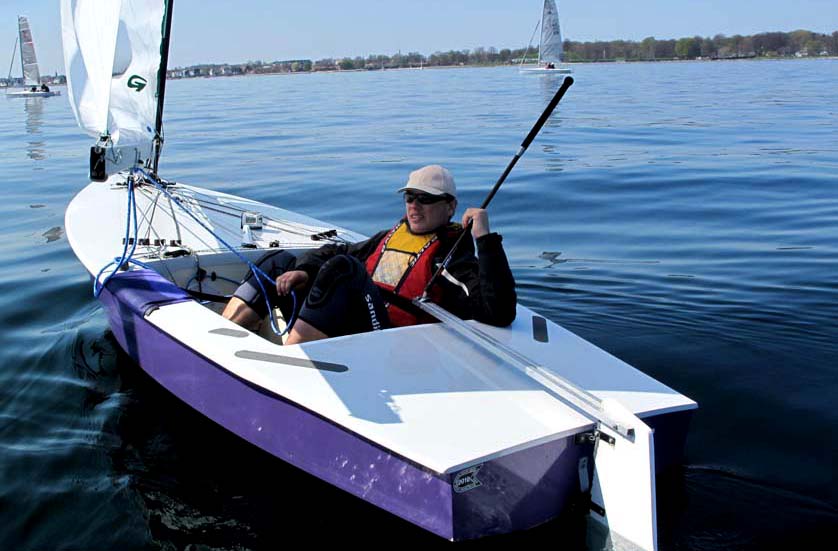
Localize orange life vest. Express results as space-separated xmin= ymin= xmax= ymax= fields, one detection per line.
xmin=364 ymin=220 xmax=457 ymax=326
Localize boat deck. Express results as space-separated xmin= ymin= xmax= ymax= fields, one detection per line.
xmin=67 ymin=176 xmax=696 ymax=475
xmin=65 ymin=175 xmax=365 ymax=278
xmin=147 ymin=299 xmax=696 ymax=474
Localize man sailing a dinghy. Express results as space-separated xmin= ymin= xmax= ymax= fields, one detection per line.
xmin=223 ymin=165 xmax=516 ymax=344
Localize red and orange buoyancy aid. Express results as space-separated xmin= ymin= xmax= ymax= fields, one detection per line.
xmin=364 ymin=220 xmax=459 ymax=327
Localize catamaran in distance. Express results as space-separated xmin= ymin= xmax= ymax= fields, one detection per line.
xmin=6 ymin=16 xmax=60 ymax=98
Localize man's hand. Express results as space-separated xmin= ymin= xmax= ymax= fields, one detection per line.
xmin=276 ymin=270 xmax=309 ymax=296
xmin=462 ymin=208 xmax=490 ymax=238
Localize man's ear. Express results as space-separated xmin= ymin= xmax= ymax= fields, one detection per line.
xmin=448 ymin=199 xmax=458 ymax=218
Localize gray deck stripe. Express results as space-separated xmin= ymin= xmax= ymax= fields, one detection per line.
xmin=532 ymin=316 xmax=549 ymax=343
xmin=235 ymin=350 xmax=349 ymax=373
xmin=210 ymin=328 xmax=251 ymax=338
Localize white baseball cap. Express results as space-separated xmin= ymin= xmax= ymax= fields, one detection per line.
xmin=398 ymin=165 xmax=457 ymax=198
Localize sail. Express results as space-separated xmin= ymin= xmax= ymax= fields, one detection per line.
xmin=539 ymin=0 xmax=563 ymax=64
xmin=61 ymin=0 xmax=168 ymax=164
xmin=18 ymin=17 xmax=41 ymax=86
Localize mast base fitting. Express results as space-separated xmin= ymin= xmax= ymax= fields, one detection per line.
xmin=90 ymin=146 xmax=107 ymax=182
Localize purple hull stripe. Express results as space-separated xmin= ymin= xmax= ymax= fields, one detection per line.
xmin=97 ymin=278 xmax=692 ymax=541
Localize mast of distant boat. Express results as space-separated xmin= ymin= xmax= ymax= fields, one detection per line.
xmin=519 ymin=19 xmax=540 ymax=69
xmin=6 ymin=36 xmax=18 ymax=84
xmin=18 ymin=18 xmax=25 ymax=85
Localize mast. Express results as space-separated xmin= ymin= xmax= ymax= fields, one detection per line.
xmin=520 ymin=19 xmax=540 ymax=68
xmin=7 ymin=36 xmax=18 ymax=82
xmin=18 ymin=17 xmax=25 ymax=84
xmin=537 ymin=2 xmax=544 ymax=64
xmin=151 ymin=0 xmax=174 ymax=175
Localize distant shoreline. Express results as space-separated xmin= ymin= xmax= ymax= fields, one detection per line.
xmin=3 ymin=54 xmax=833 ymax=87
xmin=163 ymin=28 xmax=837 ymax=80
xmin=164 ymin=55 xmax=838 ymax=81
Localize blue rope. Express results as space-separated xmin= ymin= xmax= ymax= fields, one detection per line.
xmin=93 ymin=177 xmax=138 ymax=298
xmin=99 ymin=256 xmax=156 ymax=274
xmin=122 ymin=258 xmax=155 ymax=270
xmin=129 ymin=168 xmax=297 ymax=336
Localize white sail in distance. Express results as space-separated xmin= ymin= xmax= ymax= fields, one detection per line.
xmin=539 ymin=0 xmax=563 ymax=64
xmin=18 ymin=16 xmax=41 ymax=86
xmin=61 ymin=0 xmax=168 ymax=165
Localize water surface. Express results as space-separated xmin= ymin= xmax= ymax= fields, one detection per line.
xmin=1 ymin=59 xmax=837 ymax=549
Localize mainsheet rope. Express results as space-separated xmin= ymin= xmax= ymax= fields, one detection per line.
xmin=93 ymin=169 xmax=296 ymax=337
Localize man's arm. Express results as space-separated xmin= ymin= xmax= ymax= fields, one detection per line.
xmin=294 ymin=230 xmax=388 ymax=282
xmin=439 ymin=232 xmax=517 ymax=327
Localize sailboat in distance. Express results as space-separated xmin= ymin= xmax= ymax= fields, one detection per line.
xmin=6 ymin=16 xmax=60 ymax=97
xmin=519 ymin=0 xmax=572 ymax=74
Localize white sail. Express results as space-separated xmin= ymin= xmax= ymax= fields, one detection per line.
xmin=539 ymin=0 xmax=563 ymax=64
xmin=18 ymin=16 xmax=41 ymax=86
xmin=108 ymin=1 xmax=167 ymax=151
xmin=61 ymin=1 xmax=121 ymax=139
xmin=61 ymin=0 xmax=167 ymax=165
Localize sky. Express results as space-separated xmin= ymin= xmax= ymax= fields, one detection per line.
xmin=2 ymin=0 xmax=837 ymax=75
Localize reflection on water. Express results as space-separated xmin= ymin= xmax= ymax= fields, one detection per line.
xmin=42 ymin=226 xmax=63 ymax=243
xmin=24 ymin=97 xmax=46 ymax=161
xmin=538 ymin=75 xmax=571 ymax=173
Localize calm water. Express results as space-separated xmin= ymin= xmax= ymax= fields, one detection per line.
xmin=1 ymin=60 xmax=837 ymax=549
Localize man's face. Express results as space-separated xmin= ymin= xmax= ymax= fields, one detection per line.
xmin=403 ymin=191 xmax=456 ymax=234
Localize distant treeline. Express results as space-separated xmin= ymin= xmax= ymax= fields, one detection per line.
xmin=162 ymin=29 xmax=838 ymax=79
xmin=562 ymin=29 xmax=838 ymax=62
xmin=309 ymin=29 xmax=838 ymax=70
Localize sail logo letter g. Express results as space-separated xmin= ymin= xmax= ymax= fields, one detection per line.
xmin=127 ymin=75 xmax=147 ymax=92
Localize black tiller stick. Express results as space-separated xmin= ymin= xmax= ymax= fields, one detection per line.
xmin=419 ymin=76 xmax=574 ymax=300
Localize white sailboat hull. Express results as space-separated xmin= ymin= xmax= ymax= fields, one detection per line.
xmin=520 ymin=66 xmax=573 ymax=75
xmin=65 ymin=174 xmax=696 ymax=542
xmin=6 ymin=89 xmax=61 ymax=97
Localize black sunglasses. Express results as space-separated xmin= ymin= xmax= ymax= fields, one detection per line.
xmin=404 ymin=191 xmax=452 ymax=205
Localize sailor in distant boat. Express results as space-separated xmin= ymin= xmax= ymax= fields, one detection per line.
xmin=40 ymin=83 xmax=49 ymax=92
xmin=222 ymin=165 xmax=517 ymax=343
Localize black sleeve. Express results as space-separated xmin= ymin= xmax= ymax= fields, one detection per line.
xmin=437 ymin=232 xmax=517 ymax=327
xmin=294 ymin=230 xmax=388 ymax=282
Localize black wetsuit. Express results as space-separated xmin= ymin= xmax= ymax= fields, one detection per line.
xmin=235 ymin=222 xmax=516 ymax=337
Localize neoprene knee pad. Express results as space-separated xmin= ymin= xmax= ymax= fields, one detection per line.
xmin=306 ymin=255 xmax=356 ymax=308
